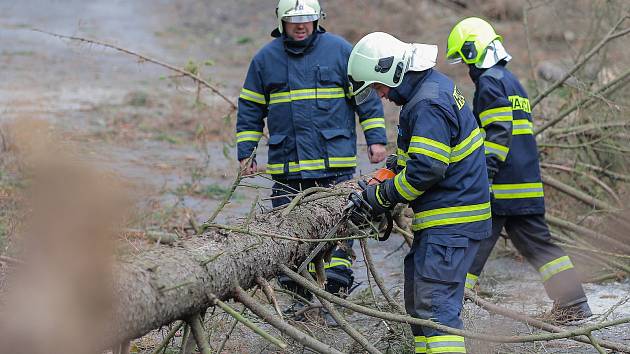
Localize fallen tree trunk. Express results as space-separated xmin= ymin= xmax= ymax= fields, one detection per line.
xmin=108 ymin=184 xmax=353 ymax=347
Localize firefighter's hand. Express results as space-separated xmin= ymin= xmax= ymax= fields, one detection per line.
xmin=368 ymin=144 xmax=387 ymax=163
xmin=362 ymin=183 xmax=394 ymax=217
xmin=239 ymin=159 xmax=257 ymax=176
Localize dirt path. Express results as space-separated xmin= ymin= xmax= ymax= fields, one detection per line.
xmin=1 ymin=1 xmax=629 ymax=352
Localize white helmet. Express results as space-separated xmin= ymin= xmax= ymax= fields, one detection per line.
xmin=348 ymin=32 xmax=438 ymax=104
xmin=276 ymin=0 xmax=323 ymax=34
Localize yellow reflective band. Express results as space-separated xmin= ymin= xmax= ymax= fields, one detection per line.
xmin=492 ymin=182 xmax=544 ymax=199
xmin=412 ymin=202 xmax=491 ymax=231
xmin=539 ymin=256 xmax=574 ymax=282
xmin=269 ymin=87 xmax=346 ymax=104
xmin=397 ymin=148 xmax=409 ymax=167
xmin=512 ymin=119 xmax=534 ymax=135
xmin=479 ymin=105 xmax=513 ymax=127
xmin=450 ymin=127 xmax=484 ymax=163
xmin=265 ymin=163 xmax=285 ymax=175
xmin=361 ymin=117 xmax=386 ymax=131
xmin=410 ymin=136 xmax=451 ymax=154
xmin=415 ymin=336 xmax=427 ymax=353
xmin=479 ymin=106 xmax=512 ymax=119
xmin=509 ymin=95 xmax=532 ymax=113
xmin=329 ymin=156 xmax=357 ymax=168
xmin=266 ymin=157 xmax=357 ymax=175
xmin=239 ymin=88 xmax=266 ymax=105
xmin=465 ymin=273 xmax=478 ymax=290
xmin=236 ymin=130 xmax=263 ymax=143
xmin=427 ymin=335 xmax=466 ymax=353
xmin=408 ymin=136 xmax=451 ymax=165
xmin=479 ymin=106 xmax=513 ymax=127
xmin=308 ymin=257 xmax=353 ymax=272
xmin=289 ymin=159 xmax=326 ymax=172
xmin=394 ymin=168 xmax=424 ymax=201
xmin=484 ymin=141 xmax=509 ymax=162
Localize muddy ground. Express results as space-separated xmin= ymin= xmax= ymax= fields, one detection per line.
xmin=1 ymin=0 xmax=629 ymax=353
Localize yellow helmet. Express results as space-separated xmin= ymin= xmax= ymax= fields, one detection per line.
xmin=276 ymin=0 xmax=323 ymax=34
xmin=446 ymin=17 xmax=502 ymax=65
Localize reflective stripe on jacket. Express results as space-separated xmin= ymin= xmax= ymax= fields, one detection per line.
xmin=472 ymin=63 xmax=545 ymax=215
xmin=385 ymin=70 xmax=492 ymax=240
xmin=236 ymin=31 xmax=386 ymax=179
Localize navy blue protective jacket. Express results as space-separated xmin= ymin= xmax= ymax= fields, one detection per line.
xmin=383 ymin=70 xmax=492 ymax=240
xmin=236 ymin=30 xmax=386 ymax=180
xmin=471 ymin=63 xmax=545 ymax=215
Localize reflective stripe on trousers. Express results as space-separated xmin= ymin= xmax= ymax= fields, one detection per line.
xmin=539 ymin=255 xmax=574 ymax=282
xmin=464 ymin=273 xmax=478 ymax=290
xmin=413 ymin=335 xmax=466 ymax=353
xmin=308 ymin=257 xmax=352 ymax=272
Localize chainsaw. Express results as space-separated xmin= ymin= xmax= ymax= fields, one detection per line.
xmin=296 ymin=167 xmax=396 ymax=274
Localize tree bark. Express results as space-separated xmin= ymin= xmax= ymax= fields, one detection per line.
xmin=107 ymin=185 xmax=352 ymax=347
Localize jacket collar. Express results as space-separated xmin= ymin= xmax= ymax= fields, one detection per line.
xmin=271 ymin=27 xmax=326 ymax=56
xmin=388 ymin=70 xmax=431 ymax=106
xmin=469 ymin=60 xmax=508 ymax=84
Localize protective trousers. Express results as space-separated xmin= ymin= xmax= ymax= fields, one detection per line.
xmin=466 ymin=214 xmax=587 ymax=307
xmin=274 ymin=175 xmax=355 ymax=298
xmin=405 ymin=233 xmax=480 ymax=354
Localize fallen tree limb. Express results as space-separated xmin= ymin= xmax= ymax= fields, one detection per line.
xmin=105 ymin=184 xmax=352 ymax=347
xmin=542 ymin=173 xmax=618 ymax=212
xmin=234 ymin=286 xmax=344 ymax=354
xmin=281 ymin=265 xmax=630 ymax=345
xmin=32 ymin=29 xmax=238 ymax=112
xmin=531 ymin=15 xmax=630 ymax=108
xmin=465 ymin=290 xmax=630 ymax=353
xmin=546 ymin=215 xmax=630 ymax=255
xmin=302 ymin=271 xmax=383 ymax=354
xmin=535 ymin=67 xmax=630 ymax=135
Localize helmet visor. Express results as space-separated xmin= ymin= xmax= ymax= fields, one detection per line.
xmin=349 ymin=76 xmax=373 ymax=105
xmin=446 ymin=52 xmax=463 ymax=64
xmin=283 ymin=14 xmax=319 ymax=24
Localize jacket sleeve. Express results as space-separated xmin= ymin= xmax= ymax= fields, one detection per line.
xmin=384 ymin=103 xmax=451 ymax=203
xmin=236 ymin=58 xmax=267 ymax=161
xmin=353 ymin=90 xmax=387 ymax=146
xmin=476 ymin=76 xmax=513 ymax=179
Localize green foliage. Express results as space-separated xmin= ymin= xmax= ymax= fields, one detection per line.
xmin=184 ymin=59 xmax=199 ymax=76
xmin=236 ymin=36 xmax=252 ymax=45
xmin=199 ymin=183 xmax=232 ymax=199
xmin=155 ymin=133 xmax=181 ymax=145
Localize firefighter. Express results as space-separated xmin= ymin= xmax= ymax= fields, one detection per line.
xmin=446 ymin=17 xmax=591 ymax=322
xmin=348 ymin=32 xmax=491 ymax=353
xmin=236 ymin=0 xmax=387 ymax=317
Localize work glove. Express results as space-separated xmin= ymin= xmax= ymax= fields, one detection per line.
xmin=362 ymin=183 xmax=395 ymax=217
xmin=385 ymin=154 xmax=398 ymax=171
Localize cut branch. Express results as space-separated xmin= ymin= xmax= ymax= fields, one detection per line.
xmin=281 ymin=265 xmax=630 ymax=344
xmin=234 ymin=286 xmax=344 ymax=354
xmin=531 ymin=16 xmax=630 ymax=108
xmin=466 ymin=290 xmax=630 ymax=353
xmin=32 ymin=29 xmax=237 ymax=111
